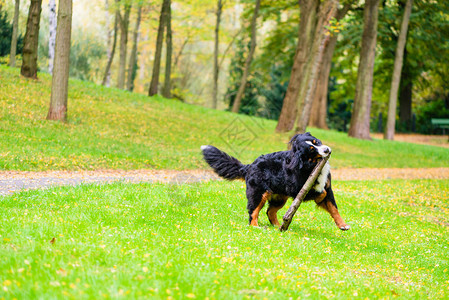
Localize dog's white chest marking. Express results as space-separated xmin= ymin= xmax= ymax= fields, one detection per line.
xmin=312 ymin=161 xmax=330 ymax=193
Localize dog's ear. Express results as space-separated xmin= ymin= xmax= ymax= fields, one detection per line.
xmin=288 ymin=134 xmax=297 ymax=150
xmin=289 ymin=134 xmax=302 ymax=153
xmin=286 ymin=144 xmax=305 ymax=170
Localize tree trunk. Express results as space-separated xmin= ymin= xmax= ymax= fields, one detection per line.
xmin=308 ymin=36 xmax=335 ymax=129
xmin=295 ymin=0 xmax=338 ymax=133
xmin=126 ymin=4 xmax=142 ymax=92
xmin=105 ymin=0 xmax=111 ymax=58
xmin=399 ymin=76 xmax=412 ymax=126
xmin=102 ymin=7 xmax=119 ymax=86
xmin=384 ymin=0 xmax=412 ymax=140
xmin=149 ymin=0 xmax=170 ymax=96
xmin=21 ymin=0 xmax=42 ymax=79
xmin=8 ymin=0 xmax=20 ymax=67
xmin=48 ymin=0 xmax=57 ymax=73
xmin=117 ymin=2 xmax=131 ymax=89
xmin=309 ymin=3 xmax=351 ymax=129
xmin=399 ymin=48 xmax=412 ymax=128
xmin=139 ymin=34 xmax=148 ymax=82
xmin=212 ymin=0 xmax=223 ymax=109
xmin=348 ymin=0 xmax=380 ymax=140
xmin=173 ymin=37 xmax=189 ymax=72
xmin=219 ymin=29 xmax=242 ymax=69
xmin=231 ymin=0 xmax=261 ymax=113
xmin=162 ymin=1 xmax=172 ymax=98
xmin=103 ymin=0 xmax=112 ymax=86
xmin=276 ymin=0 xmax=319 ymax=132
xmin=47 ymin=0 xmax=72 ymax=122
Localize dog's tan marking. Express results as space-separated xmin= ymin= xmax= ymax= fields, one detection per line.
xmin=317 ymin=199 xmax=349 ymax=230
xmin=266 ymin=195 xmax=288 ymax=227
xmin=250 ymin=191 xmax=271 ymax=226
xmin=313 ymin=190 xmax=327 ymax=204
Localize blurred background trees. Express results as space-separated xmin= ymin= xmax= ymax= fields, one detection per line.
xmin=1 ymin=0 xmax=448 ymax=138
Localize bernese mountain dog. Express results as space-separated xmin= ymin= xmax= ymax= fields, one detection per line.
xmin=201 ymin=132 xmax=350 ymax=231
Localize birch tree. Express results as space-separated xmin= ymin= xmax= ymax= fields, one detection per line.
xmin=48 ymin=0 xmax=56 ymax=73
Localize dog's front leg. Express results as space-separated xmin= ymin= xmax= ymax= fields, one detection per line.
xmin=314 ymin=190 xmax=350 ymax=231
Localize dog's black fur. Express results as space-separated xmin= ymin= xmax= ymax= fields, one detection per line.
xmin=202 ymin=132 xmax=349 ymax=230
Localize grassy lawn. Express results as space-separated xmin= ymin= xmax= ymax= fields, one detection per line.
xmin=1 ymin=65 xmax=449 ymax=171
xmin=1 ymin=179 xmax=448 ymax=299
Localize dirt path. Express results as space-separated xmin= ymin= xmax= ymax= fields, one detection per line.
xmin=1 ymin=168 xmax=448 ymax=196
xmin=371 ymin=133 xmax=449 ymax=148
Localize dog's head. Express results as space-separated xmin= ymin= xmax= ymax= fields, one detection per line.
xmin=287 ymin=132 xmax=331 ymax=169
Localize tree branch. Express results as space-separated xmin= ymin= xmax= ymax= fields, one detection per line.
xmin=280 ymin=154 xmax=331 ymax=232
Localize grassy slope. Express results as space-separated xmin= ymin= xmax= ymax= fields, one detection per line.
xmin=0 ymin=180 xmax=448 ymax=298
xmin=1 ymin=65 xmax=448 ymax=171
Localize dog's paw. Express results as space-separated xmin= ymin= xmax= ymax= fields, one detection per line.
xmin=339 ymin=224 xmax=350 ymax=231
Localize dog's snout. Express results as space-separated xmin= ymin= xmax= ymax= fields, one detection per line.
xmin=320 ymin=145 xmax=331 ymax=157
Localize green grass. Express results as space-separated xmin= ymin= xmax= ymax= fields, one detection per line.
xmin=1 ymin=180 xmax=448 ymax=298
xmin=1 ymin=65 xmax=448 ymax=171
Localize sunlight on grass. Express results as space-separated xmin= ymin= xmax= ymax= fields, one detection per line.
xmin=1 ymin=180 xmax=448 ymax=298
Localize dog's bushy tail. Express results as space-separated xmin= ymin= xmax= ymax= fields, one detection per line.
xmin=201 ymin=145 xmax=248 ymax=180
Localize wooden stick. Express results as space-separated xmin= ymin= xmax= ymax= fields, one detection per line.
xmin=280 ymin=153 xmax=331 ymax=232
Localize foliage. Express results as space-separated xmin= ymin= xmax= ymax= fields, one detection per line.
xmin=415 ymin=96 xmax=449 ymax=134
xmin=1 ymin=65 xmax=449 ymax=171
xmin=330 ymin=0 xmax=449 ymax=133
xmin=2 ymin=0 xmax=445 ymax=134
xmin=328 ymin=97 xmax=352 ymax=133
xmin=225 ymin=37 xmax=263 ymax=116
xmin=330 ymin=6 xmax=366 ymax=131
xmin=1 ymin=179 xmax=449 ymax=298
xmin=0 ymin=10 xmax=23 ymax=58
xmin=139 ymin=0 xmax=224 ymax=101
xmin=69 ymin=31 xmax=107 ymax=82
xmin=255 ymin=0 xmax=298 ymax=83
xmin=128 ymin=57 xmax=138 ymax=91
xmin=259 ymin=65 xmax=287 ymax=120
xmin=37 ymin=19 xmax=105 ymax=81
xmin=0 ymin=54 xmax=21 ymax=66
xmin=226 ymin=0 xmax=299 ymax=118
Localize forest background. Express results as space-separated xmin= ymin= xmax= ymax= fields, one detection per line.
xmin=1 ymin=0 xmax=448 ymax=137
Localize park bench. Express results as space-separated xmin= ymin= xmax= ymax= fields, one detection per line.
xmin=431 ymin=118 xmax=449 ymax=139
